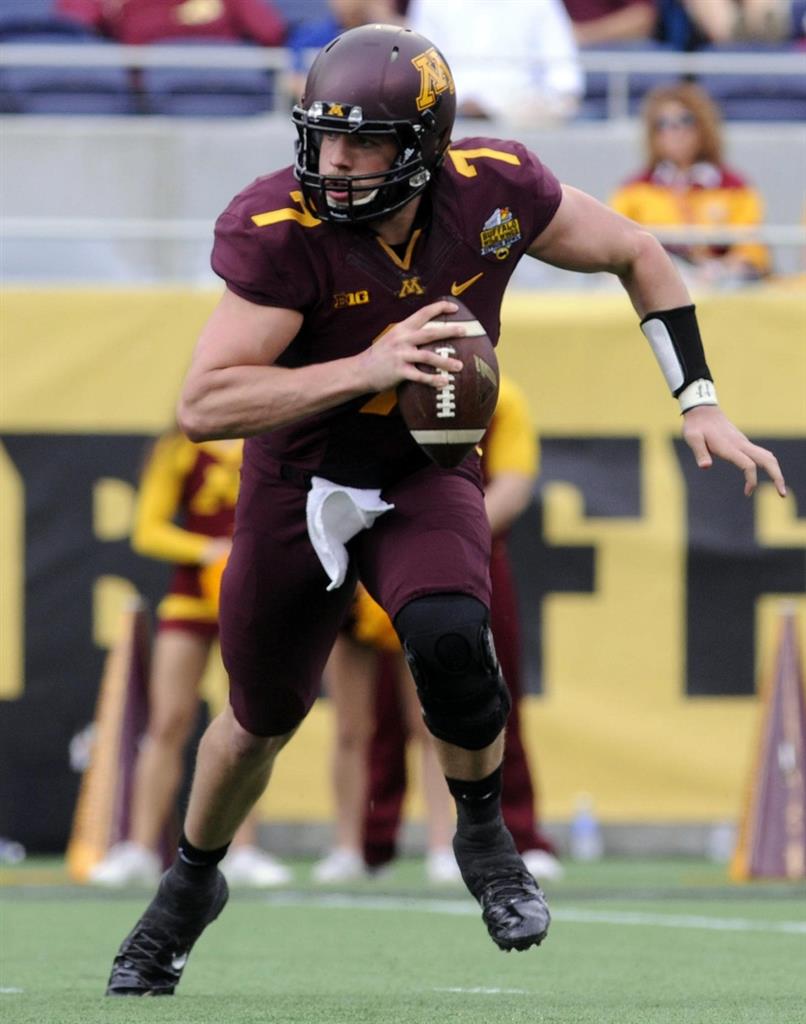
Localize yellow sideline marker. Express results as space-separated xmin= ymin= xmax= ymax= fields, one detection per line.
xmin=66 ymin=600 xmax=151 ymax=883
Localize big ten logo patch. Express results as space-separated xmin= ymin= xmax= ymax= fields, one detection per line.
xmin=334 ymin=289 xmax=370 ymax=309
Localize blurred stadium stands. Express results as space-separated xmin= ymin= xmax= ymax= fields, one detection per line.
xmin=0 ymin=40 xmax=804 ymax=119
xmin=0 ymin=0 xmax=804 ymax=120
xmin=0 ymin=1 xmax=803 ymax=280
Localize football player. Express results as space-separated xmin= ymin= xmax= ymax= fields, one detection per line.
xmin=87 ymin=430 xmax=291 ymax=890
xmin=105 ymin=23 xmax=786 ymax=995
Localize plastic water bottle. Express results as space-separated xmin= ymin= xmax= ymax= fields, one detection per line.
xmin=569 ymin=794 xmax=604 ymax=862
xmin=0 ymin=838 xmax=26 ymax=865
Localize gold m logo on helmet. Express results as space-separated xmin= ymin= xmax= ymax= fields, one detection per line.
xmin=327 ymin=103 xmax=345 ymax=117
xmin=411 ymin=47 xmax=455 ymax=112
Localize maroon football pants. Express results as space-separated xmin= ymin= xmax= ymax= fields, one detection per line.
xmin=363 ymin=540 xmax=557 ymax=864
xmin=220 ymin=455 xmax=491 ymax=737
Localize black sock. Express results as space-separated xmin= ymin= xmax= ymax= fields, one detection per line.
xmin=446 ymin=767 xmax=503 ymax=831
xmin=177 ymin=832 xmax=230 ymax=872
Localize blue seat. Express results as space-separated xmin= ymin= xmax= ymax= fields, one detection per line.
xmin=712 ymin=95 xmax=806 ymax=120
xmin=580 ymin=41 xmax=680 ymax=119
xmin=0 ymin=0 xmax=82 ymax=36
xmin=698 ymin=44 xmax=806 ymax=121
xmin=139 ymin=41 xmax=275 ymax=116
xmin=0 ymin=30 xmax=137 ymax=114
xmin=696 ymin=42 xmax=802 ymax=117
xmin=269 ymin=0 xmax=330 ymax=30
xmin=0 ymin=0 xmax=59 ymax=25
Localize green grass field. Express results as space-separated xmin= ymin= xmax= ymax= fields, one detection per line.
xmin=2 ymin=858 xmax=805 ymax=1024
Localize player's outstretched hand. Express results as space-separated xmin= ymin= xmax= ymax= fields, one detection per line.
xmin=682 ymin=406 xmax=786 ymax=498
xmin=355 ymin=301 xmax=465 ymax=393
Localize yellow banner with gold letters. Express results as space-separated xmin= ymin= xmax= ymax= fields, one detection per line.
xmin=1 ymin=285 xmax=804 ymax=832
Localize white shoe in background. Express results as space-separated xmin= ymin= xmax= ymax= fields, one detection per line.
xmin=221 ymin=845 xmax=292 ymax=887
xmin=88 ymin=841 xmax=161 ymax=887
xmin=312 ymin=848 xmax=366 ymax=883
xmin=521 ymin=848 xmax=565 ymax=881
xmin=426 ymin=847 xmax=462 ymax=885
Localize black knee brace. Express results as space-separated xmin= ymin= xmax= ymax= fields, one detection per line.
xmin=394 ymin=594 xmax=511 ymax=750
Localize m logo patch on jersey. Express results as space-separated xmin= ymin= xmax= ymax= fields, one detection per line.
xmin=480 ymin=207 xmax=522 ymax=260
xmin=398 ymin=277 xmax=426 ymax=298
xmin=411 ymin=46 xmax=455 ymax=112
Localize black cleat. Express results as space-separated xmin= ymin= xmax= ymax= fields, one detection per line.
xmin=454 ymin=821 xmax=551 ymax=952
xmin=105 ymin=862 xmax=229 ymax=996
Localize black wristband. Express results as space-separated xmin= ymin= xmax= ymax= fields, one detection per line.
xmin=640 ymin=304 xmax=714 ymax=398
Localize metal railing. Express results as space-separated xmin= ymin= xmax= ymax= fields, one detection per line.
xmin=1 ymin=43 xmax=803 ymax=118
xmin=0 ymin=217 xmax=803 ymax=246
xmin=1 ymin=217 xmax=803 ymax=246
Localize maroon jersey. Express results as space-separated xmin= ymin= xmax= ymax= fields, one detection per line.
xmin=211 ymin=137 xmax=562 ymax=488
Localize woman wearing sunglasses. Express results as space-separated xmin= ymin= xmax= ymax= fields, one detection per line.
xmin=611 ymin=82 xmax=769 ymax=287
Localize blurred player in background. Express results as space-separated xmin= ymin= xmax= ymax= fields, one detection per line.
xmin=104 ymin=24 xmax=785 ymax=996
xmin=362 ymin=376 xmax=562 ymax=882
xmin=90 ymin=429 xmax=290 ymax=888
xmin=610 ymin=82 xmax=770 ymax=288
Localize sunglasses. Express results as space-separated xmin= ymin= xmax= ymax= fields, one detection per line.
xmin=653 ymin=112 xmax=697 ymax=131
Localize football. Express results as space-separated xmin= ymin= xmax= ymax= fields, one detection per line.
xmin=397 ymin=296 xmax=500 ymax=468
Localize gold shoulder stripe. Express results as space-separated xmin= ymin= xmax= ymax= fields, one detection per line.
xmin=251 ymin=191 xmax=320 ymax=228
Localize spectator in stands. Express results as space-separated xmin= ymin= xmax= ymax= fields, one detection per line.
xmin=672 ymin=0 xmax=803 ymax=44
xmin=407 ymin=0 xmax=583 ymax=125
xmin=286 ymin=1 xmax=401 ymax=103
xmin=610 ymin=82 xmax=769 ymax=286
xmin=563 ymin=0 xmax=658 ymax=46
xmin=56 ymin=0 xmax=286 ymax=45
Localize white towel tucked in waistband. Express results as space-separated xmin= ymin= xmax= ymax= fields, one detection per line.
xmin=305 ymin=476 xmax=394 ymax=591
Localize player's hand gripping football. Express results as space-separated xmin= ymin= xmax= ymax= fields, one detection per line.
xmin=682 ymin=405 xmax=786 ymax=497
xmin=355 ymin=300 xmax=465 ymax=393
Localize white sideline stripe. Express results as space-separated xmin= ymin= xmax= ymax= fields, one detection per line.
xmin=264 ymin=893 xmax=806 ymax=935
xmin=556 ymin=908 xmax=806 ymax=935
xmin=0 ymin=988 xmax=23 ymax=994
xmin=434 ymin=987 xmax=529 ymax=995
xmin=410 ymin=429 xmax=485 ymax=444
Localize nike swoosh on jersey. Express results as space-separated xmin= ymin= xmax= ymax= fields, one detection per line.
xmin=450 ymin=272 xmax=484 ymax=297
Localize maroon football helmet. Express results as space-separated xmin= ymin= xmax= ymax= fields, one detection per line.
xmin=292 ymin=24 xmax=456 ymax=223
